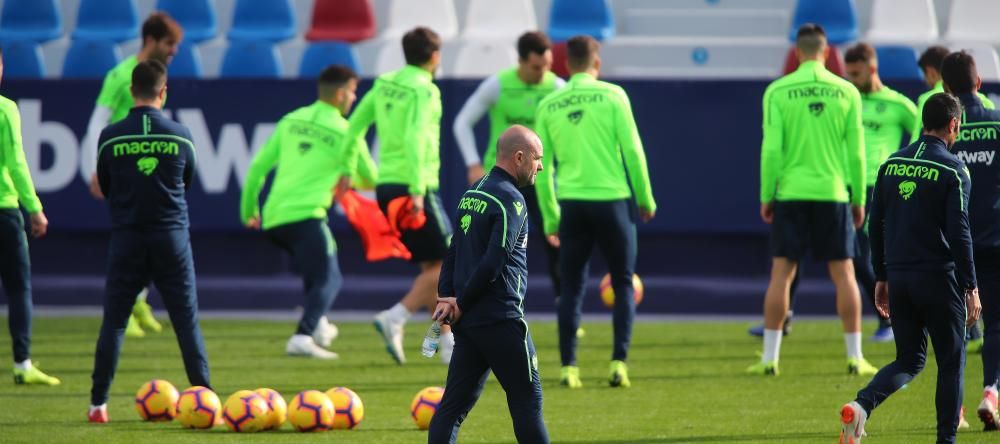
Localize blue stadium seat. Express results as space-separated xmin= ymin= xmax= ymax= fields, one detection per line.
xmin=169 ymin=42 xmax=203 ymax=78
xmin=788 ymin=0 xmax=858 ymax=45
xmin=875 ymin=46 xmax=922 ymax=81
xmin=156 ymin=0 xmax=217 ymax=43
xmin=547 ymin=0 xmax=614 ymax=43
xmin=220 ymin=40 xmax=281 ymax=78
xmin=227 ymin=0 xmax=296 ymax=42
xmin=299 ymin=42 xmax=360 ymax=77
xmin=1 ymin=41 xmax=45 ymax=79
xmin=73 ymin=0 xmax=139 ymax=42
xmin=0 ymin=0 xmax=62 ymax=42
xmin=62 ymin=39 xmax=121 ymax=78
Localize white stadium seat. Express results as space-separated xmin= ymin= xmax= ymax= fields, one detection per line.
xmin=866 ymin=0 xmax=938 ymax=43
xmin=381 ymin=0 xmax=458 ymax=40
xmin=450 ymin=40 xmax=518 ymax=78
xmin=461 ymin=0 xmax=536 ymax=41
xmin=945 ymin=0 xmax=1000 ymax=44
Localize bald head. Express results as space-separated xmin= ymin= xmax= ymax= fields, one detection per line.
xmin=495 ymin=125 xmax=543 ymax=187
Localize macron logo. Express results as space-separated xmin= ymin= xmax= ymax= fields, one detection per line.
xmin=956 ymin=150 xmax=996 ymax=166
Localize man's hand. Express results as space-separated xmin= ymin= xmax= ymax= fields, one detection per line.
xmin=639 ymin=208 xmax=655 ymax=223
xmin=88 ymin=173 xmax=104 ymax=200
xmin=29 ymin=211 xmax=48 ymax=239
xmin=546 ymin=234 xmax=560 ymax=248
xmin=245 ymin=217 xmax=261 ymax=230
xmin=967 ymin=288 xmax=982 ymax=327
xmin=467 ymin=164 xmax=485 ymax=185
xmin=760 ymin=202 xmax=774 ymax=224
xmin=333 ymin=176 xmax=351 ymax=202
xmin=874 ymin=281 xmax=889 ymax=319
xmin=852 ymin=205 xmax=865 ymax=229
xmin=410 ymin=194 xmax=425 ymax=216
xmin=433 ymin=296 xmax=462 ymax=324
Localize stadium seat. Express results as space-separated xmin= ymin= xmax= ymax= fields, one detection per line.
xmin=62 ymin=39 xmax=121 ymax=78
xmin=156 ymin=0 xmax=217 ymax=43
xmin=551 ymin=41 xmax=569 ymax=78
xmin=0 ymin=0 xmax=62 ymax=43
xmin=298 ymin=42 xmax=361 ymax=77
xmin=782 ymin=45 xmax=845 ymax=76
xmin=72 ymin=0 xmax=139 ymax=42
xmin=953 ymin=43 xmax=1000 ymax=82
xmin=305 ymin=0 xmax=376 ymax=43
xmin=945 ymin=0 xmax=1000 ymax=44
xmin=227 ymin=0 xmax=296 ymax=42
xmin=548 ymin=0 xmax=615 ymax=43
xmin=451 ymin=40 xmax=519 ymax=78
xmin=1 ymin=41 xmax=45 ymax=79
xmin=220 ymin=39 xmax=282 ymax=78
xmin=787 ymin=0 xmax=858 ymax=45
xmin=381 ymin=0 xmax=458 ymax=40
xmin=169 ymin=41 xmax=203 ymax=78
xmin=874 ymin=46 xmax=922 ymax=80
xmin=866 ymin=0 xmax=937 ymax=43
xmin=373 ymin=40 xmax=405 ymax=74
xmin=462 ymin=0 xmax=536 ymax=40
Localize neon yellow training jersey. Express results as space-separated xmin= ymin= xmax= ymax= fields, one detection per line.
xmin=860 ymin=86 xmax=918 ymax=184
xmin=760 ymin=60 xmax=866 ymax=206
xmin=482 ymin=68 xmax=561 ymax=171
xmin=0 ymin=95 xmax=42 ymax=213
xmin=96 ymin=56 xmax=139 ymax=124
xmin=911 ymin=81 xmax=995 ymax=142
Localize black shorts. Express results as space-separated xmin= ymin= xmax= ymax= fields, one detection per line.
xmin=770 ymin=200 xmax=855 ymax=261
xmin=376 ymin=184 xmax=452 ymax=263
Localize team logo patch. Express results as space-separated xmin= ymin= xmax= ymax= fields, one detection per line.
xmin=568 ymin=110 xmax=584 ymax=124
xmin=875 ymin=102 xmax=887 ymax=113
xmin=137 ymin=157 xmax=159 ymax=176
xmin=899 ymin=180 xmax=917 ymax=200
xmin=460 ymin=214 xmax=472 ymax=234
xmin=808 ymin=102 xmax=825 ymax=116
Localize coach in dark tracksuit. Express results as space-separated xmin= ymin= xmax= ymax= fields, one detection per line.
xmin=840 ymin=93 xmax=981 ymax=444
xmin=429 ymin=126 xmax=549 ymax=444
xmin=88 ymin=60 xmax=211 ymax=416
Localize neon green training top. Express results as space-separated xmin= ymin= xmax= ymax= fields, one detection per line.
xmin=534 ymin=72 xmax=656 ymax=235
xmin=483 ymin=69 xmax=561 ymax=171
xmin=0 ymin=95 xmax=42 ymax=213
xmin=241 ymin=101 xmax=376 ymax=230
xmin=338 ymin=65 xmax=441 ymax=196
xmin=911 ymin=81 xmax=995 ymax=142
xmin=96 ymin=56 xmax=139 ymax=124
xmin=860 ymin=86 xmax=918 ymax=185
xmin=760 ymin=60 xmax=866 ymax=206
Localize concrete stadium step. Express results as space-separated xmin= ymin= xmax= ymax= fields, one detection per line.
xmin=621 ymin=9 xmax=790 ymax=38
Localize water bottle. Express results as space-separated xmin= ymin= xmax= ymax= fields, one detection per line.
xmin=421 ymin=321 xmax=442 ymax=358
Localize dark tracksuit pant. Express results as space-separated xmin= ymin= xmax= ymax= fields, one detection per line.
xmin=976 ymin=249 xmax=1000 ymax=389
xmin=91 ymin=229 xmax=210 ymax=405
xmin=1 ymin=209 xmax=32 ymax=363
xmin=522 ymin=186 xmax=561 ymax=298
xmin=855 ymin=270 xmax=966 ymax=444
xmin=265 ymin=218 xmax=342 ymax=336
xmin=558 ymin=199 xmax=637 ymax=366
xmin=428 ymin=319 xmax=549 ymax=444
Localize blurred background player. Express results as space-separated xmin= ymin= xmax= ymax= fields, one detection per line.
xmin=940 ymin=51 xmax=1000 ymax=431
xmin=452 ymin=31 xmax=564 ymax=304
xmin=0 ymin=49 xmax=57 ymax=386
xmin=913 ymin=46 xmax=995 ymax=143
xmin=336 ymin=27 xmax=454 ymax=365
xmin=241 ymin=65 xmax=375 ymax=359
xmin=80 ymin=12 xmax=184 ymax=339
xmin=535 ymin=35 xmax=656 ymax=389
xmin=752 ymin=24 xmax=876 ymax=376
xmin=88 ymin=61 xmax=211 ymax=423
xmin=840 ymin=92 xmax=980 ymax=444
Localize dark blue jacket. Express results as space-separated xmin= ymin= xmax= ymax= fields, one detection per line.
xmin=952 ymin=93 xmax=1000 ymax=252
xmin=869 ymin=135 xmax=976 ymax=290
xmin=97 ymin=106 xmax=196 ymax=231
xmin=439 ymin=167 xmax=529 ymax=328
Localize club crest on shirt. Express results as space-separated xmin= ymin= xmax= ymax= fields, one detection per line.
xmin=568 ymin=110 xmax=584 ymax=124
xmin=460 ymin=214 xmax=472 ymax=234
xmin=137 ymin=157 xmax=159 ymax=176
xmin=809 ymin=102 xmax=825 ymax=116
xmin=899 ymin=180 xmax=917 ymax=200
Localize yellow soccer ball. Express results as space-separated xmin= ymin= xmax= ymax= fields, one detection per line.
xmin=599 ymin=273 xmax=644 ymax=308
xmin=255 ymin=388 xmax=287 ymax=430
xmin=135 ymin=379 xmax=179 ymax=422
xmin=287 ymin=390 xmax=334 ymax=432
xmin=410 ymin=387 xmax=444 ymax=430
xmin=325 ymin=387 xmax=364 ymax=429
xmin=175 ymin=386 xmax=221 ymax=429
xmin=222 ymin=391 xmax=270 ymax=433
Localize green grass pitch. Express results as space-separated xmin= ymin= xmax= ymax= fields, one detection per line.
xmin=0 ymin=316 xmax=995 ymax=443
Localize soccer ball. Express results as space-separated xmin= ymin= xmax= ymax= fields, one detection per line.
xmin=255 ymin=388 xmax=287 ymax=430
xmin=287 ymin=390 xmax=334 ymax=432
xmin=135 ymin=379 xmax=179 ymax=421
xmin=222 ymin=391 xmax=270 ymax=433
xmin=225 ymin=389 xmax=257 ymax=406
xmin=410 ymin=387 xmax=444 ymax=430
xmin=599 ymin=273 xmax=644 ymax=308
xmin=175 ymin=386 xmax=221 ymax=429
xmin=325 ymin=387 xmax=364 ymax=429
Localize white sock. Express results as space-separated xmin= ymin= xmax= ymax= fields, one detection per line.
xmin=89 ymin=404 xmax=106 ymax=413
xmin=14 ymin=359 xmax=31 ymax=370
xmin=845 ymin=332 xmax=863 ymax=360
xmin=387 ymin=303 xmax=412 ymax=322
xmin=763 ymin=329 xmax=782 ymax=363
xmin=985 ymin=385 xmax=998 ymax=396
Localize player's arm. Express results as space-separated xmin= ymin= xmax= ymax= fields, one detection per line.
xmin=845 ymin=90 xmax=866 ymax=207
xmin=335 ymin=86 xmax=377 ymax=181
xmin=911 ymin=93 xmax=928 ymax=144
xmin=404 ymin=90 xmax=431 ymax=197
xmin=239 ymin=126 xmax=281 ymax=226
xmin=458 ymin=198 xmax=523 ymax=312
xmin=452 ymin=75 xmax=500 ymax=179
xmin=349 ymin=136 xmax=378 ymax=190
xmin=868 ymin=164 xmax=887 ymax=282
xmin=1 ymin=109 xmax=46 ymax=238
xmin=438 ymin=238 xmax=457 ymax=297
xmin=945 ymin=166 xmax=977 ymax=291
xmin=899 ymin=97 xmax=919 ymax=147
xmin=613 ymin=89 xmax=656 ymax=220
xmin=759 ymin=87 xmax=783 ymax=206
xmin=96 ymin=129 xmax=112 ymax=198
xmin=533 ymin=106 xmax=559 ymax=237
xmin=182 ymin=133 xmax=196 ymax=191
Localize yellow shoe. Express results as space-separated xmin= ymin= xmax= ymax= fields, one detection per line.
xmin=560 ymin=366 xmax=582 ymax=388
xmin=848 ymin=358 xmax=879 ymax=376
xmin=132 ymin=294 xmax=162 ymax=333
xmin=746 ymin=360 xmax=779 ymax=376
xmin=13 ymin=363 xmax=60 ymax=386
xmin=576 ymin=328 xmax=586 ymax=339
xmin=125 ymin=315 xmax=145 ymax=338
xmin=609 ymin=360 xmax=631 ymax=388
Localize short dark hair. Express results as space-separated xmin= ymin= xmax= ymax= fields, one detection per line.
xmin=922 ymin=93 xmax=962 ymax=132
xmin=941 ymin=51 xmax=978 ymax=94
xmin=318 ymin=64 xmax=357 ymax=98
xmin=844 ymin=42 xmax=877 ymax=65
xmin=517 ymin=32 xmax=551 ymax=60
xmin=795 ymin=23 xmax=827 ymax=56
xmin=402 ymin=27 xmax=440 ymax=66
xmin=131 ymin=59 xmax=167 ymax=100
xmin=918 ymin=46 xmax=950 ymax=72
xmin=142 ymin=12 xmax=183 ymax=43
xmin=566 ymin=35 xmax=600 ymax=71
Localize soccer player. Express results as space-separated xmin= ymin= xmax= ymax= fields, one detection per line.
xmin=335 ymin=27 xmax=454 ymax=364
xmin=0 ymin=49 xmax=58 ymax=386
xmin=81 ymin=12 xmax=184 ymax=338
xmin=840 ymin=92 xmax=981 ymax=444
xmin=452 ymin=31 xmax=565 ymax=300
xmin=912 ymin=46 xmax=995 ymax=143
xmin=534 ymin=35 xmax=656 ymax=388
xmin=428 ymin=125 xmax=549 ymax=444
xmin=87 ymin=60 xmax=211 ymax=423
xmin=939 ymin=51 xmax=1000 ymax=430
xmin=751 ymin=24 xmax=877 ymax=376
xmin=241 ymin=65 xmax=375 ymax=359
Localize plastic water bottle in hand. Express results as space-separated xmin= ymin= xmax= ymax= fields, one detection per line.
xmin=421 ymin=321 xmax=442 ymax=358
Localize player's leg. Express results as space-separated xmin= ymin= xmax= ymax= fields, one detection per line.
xmin=484 ymin=320 xmax=550 ymax=444
xmin=427 ymin=328 xmax=491 ymax=444
xmin=923 ymin=271 xmax=967 ymax=443
xmin=749 ymin=266 xmax=798 ymax=338
xmin=854 ymin=217 xmax=890 ymax=341
xmin=975 ymin=250 xmax=1000 ymax=429
xmin=593 ymin=200 xmax=637 ymax=387
xmin=149 ymin=230 xmax=211 ymax=390
xmin=556 ymin=200 xmax=595 ymax=387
